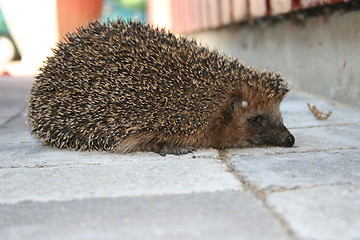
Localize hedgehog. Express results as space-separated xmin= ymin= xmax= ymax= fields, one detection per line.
xmin=27 ymin=19 xmax=295 ymax=156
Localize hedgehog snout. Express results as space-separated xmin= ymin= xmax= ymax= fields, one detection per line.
xmin=283 ymin=134 xmax=295 ymax=147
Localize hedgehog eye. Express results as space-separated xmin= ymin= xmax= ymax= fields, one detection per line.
xmin=229 ymin=99 xmax=239 ymax=111
xmin=248 ymin=115 xmax=263 ymax=126
xmin=229 ymin=96 xmax=244 ymax=112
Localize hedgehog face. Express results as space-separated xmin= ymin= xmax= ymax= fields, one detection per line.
xmin=245 ymin=111 xmax=295 ymax=147
xmin=227 ymin=96 xmax=295 ymax=148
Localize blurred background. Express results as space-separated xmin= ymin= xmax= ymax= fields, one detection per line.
xmin=0 ymin=0 xmax=359 ymax=108
xmin=0 ymin=0 xmax=147 ymax=76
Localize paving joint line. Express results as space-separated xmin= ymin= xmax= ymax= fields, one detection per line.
xmin=0 ymin=108 xmax=26 ymax=128
xmin=226 ymin=146 xmax=360 ymax=158
xmin=289 ymin=122 xmax=360 ymax=129
xmin=217 ymin=150 xmax=300 ymax=240
xmin=0 ymin=151 xmax=219 ymax=170
xmin=0 ymin=162 xmax=104 ymax=170
xmin=262 ymin=182 xmax=360 ymax=194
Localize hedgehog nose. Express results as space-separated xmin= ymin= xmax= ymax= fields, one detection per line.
xmin=284 ymin=134 xmax=295 ymax=147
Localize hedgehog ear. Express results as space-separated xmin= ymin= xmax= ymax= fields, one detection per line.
xmin=229 ymin=96 xmax=248 ymax=112
xmin=229 ymin=98 xmax=238 ymax=112
xmin=229 ymin=96 xmax=241 ymax=112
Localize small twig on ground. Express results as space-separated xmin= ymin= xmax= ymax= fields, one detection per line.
xmin=307 ymin=103 xmax=332 ymax=120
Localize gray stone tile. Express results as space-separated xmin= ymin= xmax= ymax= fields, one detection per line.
xmin=0 ymin=117 xmax=10 ymax=126
xmin=0 ymin=77 xmax=32 ymax=125
xmin=0 ymin=110 xmax=28 ymax=129
xmin=267 ymin=185 xmax=360 ymax=240
xmin=0 ymin=107 xmax=25 ymax=125
xmin=293 ymin=125 xmax=360 ymax=150
xmin=0 ymin=158 xmax=241 ymax=203
xmin=229 ymin=149 xmax=360 ymax=191
xmin=281 ymin=93 xmax=360 ymax=128
xmin=0 ymin=142 xmax=116 ymax=168
xmin=0 ymin=125 xmax=33 ymax=145
xmin=281 ymin=93 xmax=345 ymax=113
xmin=0 ymin=137 xmax=219 ymax=168
xmin=0 ymin=191 xmax=291 ymax=240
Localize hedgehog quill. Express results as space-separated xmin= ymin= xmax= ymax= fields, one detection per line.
xmin=28 ymin=20 xmax=295 ymax=156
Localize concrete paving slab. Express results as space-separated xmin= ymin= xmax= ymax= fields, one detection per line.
xmin=0 ymin=157 xmax=241 ymax=204
xmin=0 ymin=123 xmax=33 ymax=146
xmin=0 ymin=77 xmax=32 ymax=125
xmin=0 ymin=191 xmax=291 ymax=240
xmin=0 ymin=108 xmax=29 ymax=129
xmin=281 ymin=93 xmax=360 ymax=128
xmin=0 ymin=108 xmax=25 ymax=126
xmin=0 ymin=141 xmax=220 ymax=168
xmin=281 ymin=93 xmax=355 ymax=114
xmin=267 ymin=185 xmax=360 ymax=240
xmin=0 ymin=143 xmax=220 ymax=167
xmin=228 ymin=149 xmax=360 ymax=191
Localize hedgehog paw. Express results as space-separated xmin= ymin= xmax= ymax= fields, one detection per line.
xmin=158 ymin=146 xmax=195 ymax=156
